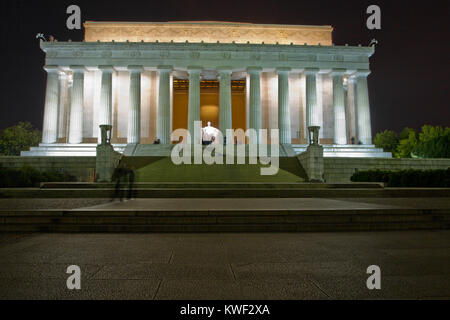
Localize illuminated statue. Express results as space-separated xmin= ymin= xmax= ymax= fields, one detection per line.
xmin=202 ymin=122 xmax=220 ymax=145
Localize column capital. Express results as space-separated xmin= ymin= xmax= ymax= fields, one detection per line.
xmin=247 ymin=66 xmax=262 ymax=74
xmin=98 ymin=65 xmax=114 ymax=73
xmin=69 ymin=65 xmax=86 ymax=73
xmin=331 ymin=68 xmax=347 ymax=76
xmin=355 ymin=69 xmax=371 ymax=77
xmin=187 ymin=66 xmax=202 ymax=73
xmin=217 ymin=66 xmax=233 ymax=74
xmin=157 ymin=65 xmax=173 ymax=72
xmin=128 ymin=65 xmax=143 ymax=73
xmin=277 ymin=67 xmax=291 ymax=74
xmin=304 ymin=68 xmax=319 ymax=75
xmin=43 ymin=65 xmax=60 ymax=74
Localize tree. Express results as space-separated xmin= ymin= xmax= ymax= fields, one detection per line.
xmin=395 ymin=129 xmax=418 ymax=158
xmin=414 ymin=125 xmax=450 ymax=158
xmin=0 ymin=122 xmax=41 ymax=156
xmin=374 ymin=130 xmax=398 ymax=153
xmin=398 ymin=127 xmax=416 ymax=140
xmin=374 ymin=125 xmax=450 ymax=159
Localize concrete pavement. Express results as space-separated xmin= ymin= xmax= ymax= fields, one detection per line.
xmin=0 ymin=231 xmax=449 ymax=299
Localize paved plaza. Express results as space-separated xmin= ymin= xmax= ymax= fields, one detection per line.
xmin=1 ymin=197 xmax=450 ymax=211
xmin=84 ymin=197 xmax=450 ymax=211
xmin=0 ymin=230 xmax=449 ymax=299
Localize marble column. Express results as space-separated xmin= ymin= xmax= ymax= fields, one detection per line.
xmin=355 ymin=70 xmax=372 ymax=145
xmin=157 ymin=66 xmax=172 ymax=144
xmin=127 ymin=66 xmax=142 ymax=144
xmin=277 ymin=67 xmax=291 ymax=144
xmin=218 ymin=67 xmax=232 ymax=138
xmin=187 ymin=67 xmax=201 ymax=143
xmin=305 ymin=68 xmax=319 ymax=128
xmin=248 ymin=67 xmax=262 ymax=138
xmin=42 ymin=66 xmax=60 ymax=144
xmin=332 ymin=69 xmax=347 ymax=145
xmin=170 ymin=73 xmax=174 ymax=135
xmin=245 ymin=73 xmax=250 ymax=130
xmin=68 ymin=66 xmax=85 ymax=144
xmin=98 ymin=66 xmax=114 ymax=144
xmin=57 ymin=73 xmax=69 ymax=140
xmin=347 ymin=76 xmax=357 ymax=143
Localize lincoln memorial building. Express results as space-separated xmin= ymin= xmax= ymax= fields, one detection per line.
xmin=22 ymin=21 xmax=391 ymax=157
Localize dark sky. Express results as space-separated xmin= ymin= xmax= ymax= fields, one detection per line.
xmin=0 ymin=0 xmax=449 ymax=135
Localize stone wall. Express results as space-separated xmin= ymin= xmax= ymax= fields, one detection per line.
xmin=324 ymin=158 xmax=450 ymax=182
xmin=2 ymin=156 xmax=449 ymax=184
xmin=0 ymin=157 xmax=96 ymax=182
xmin=297 ymin=145 xmax=324 ymax=182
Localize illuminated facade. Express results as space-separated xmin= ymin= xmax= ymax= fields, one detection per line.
xmin=22 ymin=21 xmax=391 ymax=157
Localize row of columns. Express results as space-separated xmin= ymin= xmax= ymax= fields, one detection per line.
xmin=41 ymin=65 xmax=372 ymax=146
xmin=303 ymin=68 xmax=372 ymax=145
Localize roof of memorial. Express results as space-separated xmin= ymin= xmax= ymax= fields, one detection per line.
xmin=84 ymin=21 xmax=333 ymax=45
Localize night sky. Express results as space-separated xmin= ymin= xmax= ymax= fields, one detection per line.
xmin=0 ymin=0 xmax=449 ymax=135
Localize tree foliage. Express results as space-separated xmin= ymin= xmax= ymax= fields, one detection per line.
xmin=398 ymin=127 xmax=416 ymax=140
xmin=351 ymin=168 xmax=450 ymax=187
xmin=374 ymin=125 xmax=449 ymax=158
xmin=374 ymin=130 xmax=398 ymax=152
xmin=0 ymin=122 xmax=41 ymax=156
xmin=395 ymin=129 xmax=418 ymax=158
xmin=414 ymin=126 xmax=450 ymax=158
xmin=0 ymin=165 xmax=75 ymax=187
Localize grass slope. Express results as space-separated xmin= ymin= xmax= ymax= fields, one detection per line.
xmin=121 ymin=156 xmax=306 ymax=182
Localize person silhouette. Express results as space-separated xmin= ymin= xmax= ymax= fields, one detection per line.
xmin=112 ymin=162 xmax=127 ymax=201
xmin=127 ymin=165 xmax=135 ymax=200
xmin=112 ymin=162 xmax=135 ymax=201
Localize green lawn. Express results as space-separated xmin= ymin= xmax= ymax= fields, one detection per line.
xmin=121 ymin=156 xmax=306 ymax=182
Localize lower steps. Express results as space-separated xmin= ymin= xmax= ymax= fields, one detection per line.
xmin=40 ymin=182 xmax=385 ymax=189
xmin=1 ymin=187 xmax=449 ymax=198
xmin=1 ymin=208 xmax=449 ymax=232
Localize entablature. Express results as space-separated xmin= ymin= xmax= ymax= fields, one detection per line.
xmin=41 ymin=40 xmax=373 ymax=72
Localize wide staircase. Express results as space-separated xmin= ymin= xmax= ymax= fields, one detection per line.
xmin=1 ymin=156 xmax=449 ymax=232
xmin=1 ymin=181 xmax=449 ymax=232
xmin=2 ymin=203 xmax=448 ymax=233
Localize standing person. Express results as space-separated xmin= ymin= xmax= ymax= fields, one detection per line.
xmin=112 ymin=162 xmax=127 ymax=201
xmin=127 ymin=165 xmax=135 ymax=200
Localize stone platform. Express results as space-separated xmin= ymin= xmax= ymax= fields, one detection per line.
xmin=0 ymin=197 xmax=449 ymax=233
xmin=21 ymin=143 xmax=391 ymax=158
xmin=293 ymin=144 xmax=392 ymax=158
xmin=21 ymin=143 xmax=127 ymax=157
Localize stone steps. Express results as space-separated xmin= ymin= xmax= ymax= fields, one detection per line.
xmin=39 ymin=182 xmax=384 ymax=189
xmin=1 ymin=208 xmax=448 ymax=232
xmin=1 ymin=187 xmax=450 ymax=198
xmin=21 ymin=143 xmax=127 ymax=157
xmin=292 ymin=144 xmax=392 ymax=158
